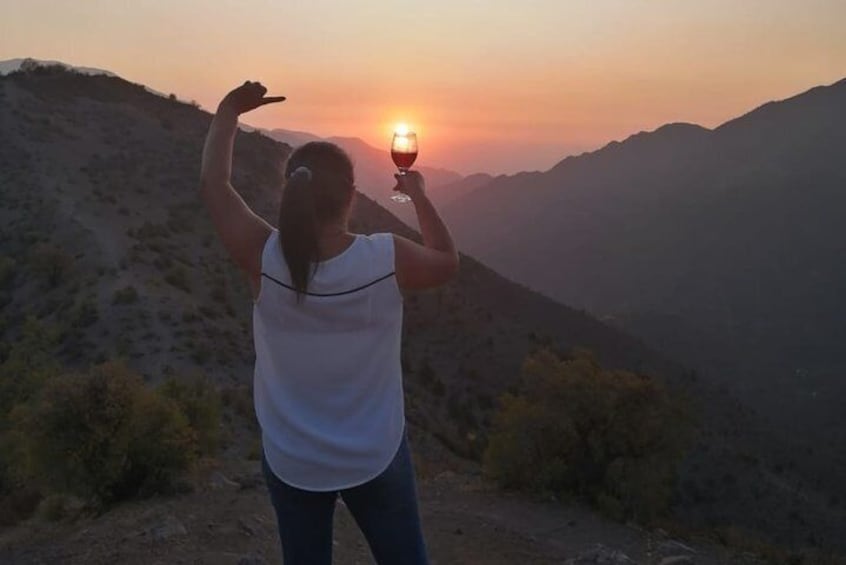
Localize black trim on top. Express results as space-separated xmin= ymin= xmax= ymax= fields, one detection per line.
xmin=260 ymin=271 xmax=396 ymax=297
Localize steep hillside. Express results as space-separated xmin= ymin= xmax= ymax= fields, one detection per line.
xmin=442 ymin=78 xmax=846 ymax=509
xmin=446 ymin=80 xmax=846 ymax=382
xmin=2 ymin=66 xmax=844 ymax=551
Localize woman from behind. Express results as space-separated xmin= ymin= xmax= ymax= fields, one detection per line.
xmin=200 ymin=81 xmax=458 ymax=565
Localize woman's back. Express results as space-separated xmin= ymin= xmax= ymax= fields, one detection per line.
xmin=254 ymin=230 xmax=405 ymax=491
xmin=200 ymin=82 xmax=457 ymax=563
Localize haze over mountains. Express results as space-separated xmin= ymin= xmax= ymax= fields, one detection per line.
xmin=441 ymin=78 xmax=846 ymax=453
xmin=2 ymin=62 xmax=846 ymax=552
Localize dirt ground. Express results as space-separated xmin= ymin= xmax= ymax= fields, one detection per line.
xmin=0 ymin=454 xmax=763 ymax=565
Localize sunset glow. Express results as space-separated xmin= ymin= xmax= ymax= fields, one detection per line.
xmin=393 ymin=135 xmax=410 ymax=151
xmin=2 ymin=0 xmax=845 ymax=174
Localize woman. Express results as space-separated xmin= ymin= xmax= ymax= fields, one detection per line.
xmin=200 ymin=81 xmax=458 ymax=564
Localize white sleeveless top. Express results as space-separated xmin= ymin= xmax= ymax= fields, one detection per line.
xmin=253 ymin=230 xmax=405 ymax=491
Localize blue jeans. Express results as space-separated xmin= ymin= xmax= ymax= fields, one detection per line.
xmin=261 ymin=433 xmax=429 ymax=565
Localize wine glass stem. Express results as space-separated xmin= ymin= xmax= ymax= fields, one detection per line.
xmin=392 ymin=168 xmax=411 ymax=202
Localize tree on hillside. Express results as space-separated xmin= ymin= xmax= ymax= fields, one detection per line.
xmin=484 ymin=347 xmax=694 ymax=522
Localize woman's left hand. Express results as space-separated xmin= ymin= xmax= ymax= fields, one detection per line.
xmin=219 ymin=81 xmax=286 ymax=115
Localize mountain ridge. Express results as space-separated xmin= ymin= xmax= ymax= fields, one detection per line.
xmin=440 ymin=74 xmax=846 ymax=550
xmin=0 ymin=57 xmax=116 ymax=77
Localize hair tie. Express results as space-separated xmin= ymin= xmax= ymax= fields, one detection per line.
xmin=290 ymin=166 xmax=312 ymax=181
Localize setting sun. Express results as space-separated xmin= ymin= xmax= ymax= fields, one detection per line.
xmin=394 ymin=123 xmax=410 ymax=136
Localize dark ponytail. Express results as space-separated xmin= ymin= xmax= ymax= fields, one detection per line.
xmin=279 ymin=142 xmax=355 ymax=301
xmin=279 ymin=167 xmax=319 ymax=300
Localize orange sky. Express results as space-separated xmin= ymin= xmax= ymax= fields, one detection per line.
xmin=2 ymin=0 xmax=845 ymax=174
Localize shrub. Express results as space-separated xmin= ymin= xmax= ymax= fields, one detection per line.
xmin=220 ymin=384 xmax=257 ymax=431
xmin=181 ymin=309 xmax=199 ymax=324
xmin=159 ymin=374 xmax=221 ymax=455
xmin=198 ymin=305 xmax=219 ymax=320
xmin=164 ymin=266 xmax=190 ymax=292
xmin=0 ymin=256 xmax=16 ymax=288
xmin=28 ymin=243 xmax=72 ymax=288
xmin=135 ymin=221 xmax=168 ymax=240
xmin=7 ymin=362 xmax=197 ymax=504
xmin=112 ymin=285 xmax=139 ymax=305
xmin=0 ymin=317 xmax=60 ymax=419
xmin=70 ymin=298 xmax=99 ymax=328
xmin=483 ymin=348 xmax=692 ymax=523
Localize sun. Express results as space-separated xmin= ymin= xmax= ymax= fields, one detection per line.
xmin=394 ymin=123 xmax=410 ymax=136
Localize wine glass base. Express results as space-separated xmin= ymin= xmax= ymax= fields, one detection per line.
xmin=390 ymin=193 xmax=412 ymax=203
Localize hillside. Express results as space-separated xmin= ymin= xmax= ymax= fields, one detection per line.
xmin=0 ymin=57 xmax=116 ymax=77
xmin=445 ymin=79 xmax=846 ymax=387
xmin=1 ymin=66 xmax=844 ymax=554
xmin=442 ymin=78 xmax=846 ymax=527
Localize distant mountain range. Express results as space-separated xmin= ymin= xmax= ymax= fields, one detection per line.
xmin=442 ymin=77 xmax=846 ymax=474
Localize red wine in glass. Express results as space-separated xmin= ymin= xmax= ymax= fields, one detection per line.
xmin=391 ymin=130 xmax=418 ymax=203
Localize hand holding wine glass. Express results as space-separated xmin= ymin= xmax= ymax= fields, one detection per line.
xmin=390 ymin=127 xmax=418 ymax=203
xmin=393 ymin=170 xmax=426 ymax=203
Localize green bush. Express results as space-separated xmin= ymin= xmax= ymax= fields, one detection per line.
xmin=483 ymin=348 xmax=692 ymax=523
xmin=159 ymin=374 xmax=221 ymax=455
xmin=7 ymin=362 xmax=198 ymax=504
xmin=0 ymin=317 xmax=60 ymax=420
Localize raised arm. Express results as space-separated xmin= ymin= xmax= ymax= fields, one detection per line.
xmin=199 ymin=81 xmax=285 ymax=293
xmin=393 ymin=171 xmax=460 ymax=290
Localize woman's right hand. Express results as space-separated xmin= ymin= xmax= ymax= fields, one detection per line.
xmin=393 ymin=170 xmax=426 ymax=202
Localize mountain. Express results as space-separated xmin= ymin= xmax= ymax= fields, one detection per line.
xmin=2 ymin=65 xmax=845 ymax=551
xmin=431 ymin=172 xmax=495 ymax=205
xmin=262 ymin=127 xmax=321 ymax=147
xmin=442 ymin=77 xmax=846 ymax=526
xmin=444 ymin=78 xmax=846 ymax=384
xmin=0 ymin=57 xmax=116 ymax=77
xmin=260 ymin=128 xmax=464 ymax=228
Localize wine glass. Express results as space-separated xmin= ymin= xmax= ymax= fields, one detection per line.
xmin=390 ymin=130 xmax=418 ymax=203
